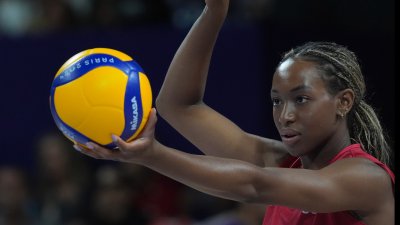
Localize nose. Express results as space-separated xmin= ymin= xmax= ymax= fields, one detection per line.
xmin=278 ymin=103 xmax=296 ymax=125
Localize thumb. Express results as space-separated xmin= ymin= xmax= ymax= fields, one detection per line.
xmin=139 ymin=108 xmax=158 ymax=138
xmin=111 ymin=134 xmax=130 ymax=150
xmin=111 ymin=108 xmax=157 ymax=150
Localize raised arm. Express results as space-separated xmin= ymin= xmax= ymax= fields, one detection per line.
xmin=156 ymin=0 xmax=286 ymax=166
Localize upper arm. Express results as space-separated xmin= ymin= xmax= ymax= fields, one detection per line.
xmin=156 ymin=102 xmax=287 ymax=166
xmin=252 ymin=158 xmax=393 ymax=213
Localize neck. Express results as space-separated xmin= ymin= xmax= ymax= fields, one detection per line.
xmin=301 ymin=124 xmax=351 ymax=169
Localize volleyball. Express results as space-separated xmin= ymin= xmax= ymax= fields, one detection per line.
xmin=50 ymin=48 xmax=152 ymax=149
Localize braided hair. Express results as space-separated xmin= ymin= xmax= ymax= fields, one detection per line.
xmin=279 ymin=42 xmax=392 ymax=167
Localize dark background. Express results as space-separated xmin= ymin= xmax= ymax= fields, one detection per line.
xmin=0 ymin=0 xmax=395 ymax=170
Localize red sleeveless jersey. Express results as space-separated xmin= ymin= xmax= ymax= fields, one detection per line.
xmin=262 ymin=144 xmax=395 ymax=225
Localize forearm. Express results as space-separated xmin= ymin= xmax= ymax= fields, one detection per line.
xmin=141 ymin=140 xmax=262 ymax=202
xmin=156 ymin=5 xmax=228 ymax=110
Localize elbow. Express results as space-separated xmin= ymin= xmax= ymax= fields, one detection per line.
xmin=234 ymin=169 xmax=273 ymax=204
xmin=155 ymin=96 xmax=170 ymax=119
xmin=155 ymin=94 xmax=202 ymax=121
xmin=155 ymin=89 xmax=166 ymax=111
xmin=224 ymin=186 xmax=264 ymax=204
xmin=155 ymin=96 xmax=165 ymax=114
xmin=155 ymin=95 xmax=180 ymax=121
xmin=227 ymin=173 xmax=266 ymax=204
xmin=238 ymin=186 xmax=264 ymax=204
xmin=209 ymin=186 xmax=260 ymax=204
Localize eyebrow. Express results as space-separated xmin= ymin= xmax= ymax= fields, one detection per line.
xmin=271 ymin=84 xmax=312 ymax=94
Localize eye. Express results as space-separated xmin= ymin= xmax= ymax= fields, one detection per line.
xmin=271 ymin=97 xmax=281 ymax=106
xmin=295 ymin=96 xmax=310 ymax=104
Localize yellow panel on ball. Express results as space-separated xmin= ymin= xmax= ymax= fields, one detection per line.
xmin=79 ymin=107 xmax=125 ymax=145
xmin=82 ymin=67 xmax=128 ymax=107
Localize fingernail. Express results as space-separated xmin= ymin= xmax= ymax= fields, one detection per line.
xmin=85 ymin=142 xmax=94 ymax=150
xmin=111 ymin=134 xmax=118 ymax=143
xmin=73 ymin=145 xmax=82 ymax=152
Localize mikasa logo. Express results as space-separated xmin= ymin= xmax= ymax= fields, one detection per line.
xmin=130 ymin=96 xmax=139 ymax=130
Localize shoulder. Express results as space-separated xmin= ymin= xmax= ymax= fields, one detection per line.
xmin=322 ymin=157 xmax=394 ymax=211
xmin=325 ymin=144 xmax=394 ymax=192
xmin=324 ymin=157 xmax=393 ymax=187
xmin=324 ymin=158 xmax=394 ymax=223
xmin=323 ymin=157 xmax=393 ymax=188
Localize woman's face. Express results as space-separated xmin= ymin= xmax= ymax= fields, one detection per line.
xmin=271 ymin=58 xmax=340 ymax=156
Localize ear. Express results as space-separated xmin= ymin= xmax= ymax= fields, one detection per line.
xmin=336 ymin=88 xmax=354 ymax=117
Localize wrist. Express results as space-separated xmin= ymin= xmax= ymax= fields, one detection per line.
xmin=134 ymin=139 xmax=164 ymax=166
xmin=203 ymin=5 xmax=228 ymax=21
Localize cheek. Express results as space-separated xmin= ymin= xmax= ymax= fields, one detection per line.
xmin=300 ymin=104 xmax=337 ymax=131
xmin=272 ymin=108 xmax=280 ymax=126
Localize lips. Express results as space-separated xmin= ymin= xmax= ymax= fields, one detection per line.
xmin=280 ymin=129 xmax=301 ymax=146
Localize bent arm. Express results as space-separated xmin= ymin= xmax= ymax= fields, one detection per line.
xmin=156 ymin=2 xmax=286 ymax=166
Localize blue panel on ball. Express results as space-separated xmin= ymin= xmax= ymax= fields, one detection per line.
xmin=120 ymin=65 xmax=143 ymax=141
xmin=125 ymin=60 xmax=144 ymax=73
xmin=51 ymin=54 xmax=132 ymax=90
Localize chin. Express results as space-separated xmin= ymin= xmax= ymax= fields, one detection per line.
xmin=284 ymin=144 xmax=307 ymax=157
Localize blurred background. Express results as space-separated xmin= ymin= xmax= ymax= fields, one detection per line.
xmin=0 ymin=0 xmax=395 ymax=225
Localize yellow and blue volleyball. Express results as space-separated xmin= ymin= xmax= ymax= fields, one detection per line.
xmin=50 ymin=48 xmax=152 ymax=149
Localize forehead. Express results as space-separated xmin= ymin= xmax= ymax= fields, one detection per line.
xmin=271 ymin=58 xmax=326 ymax=92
